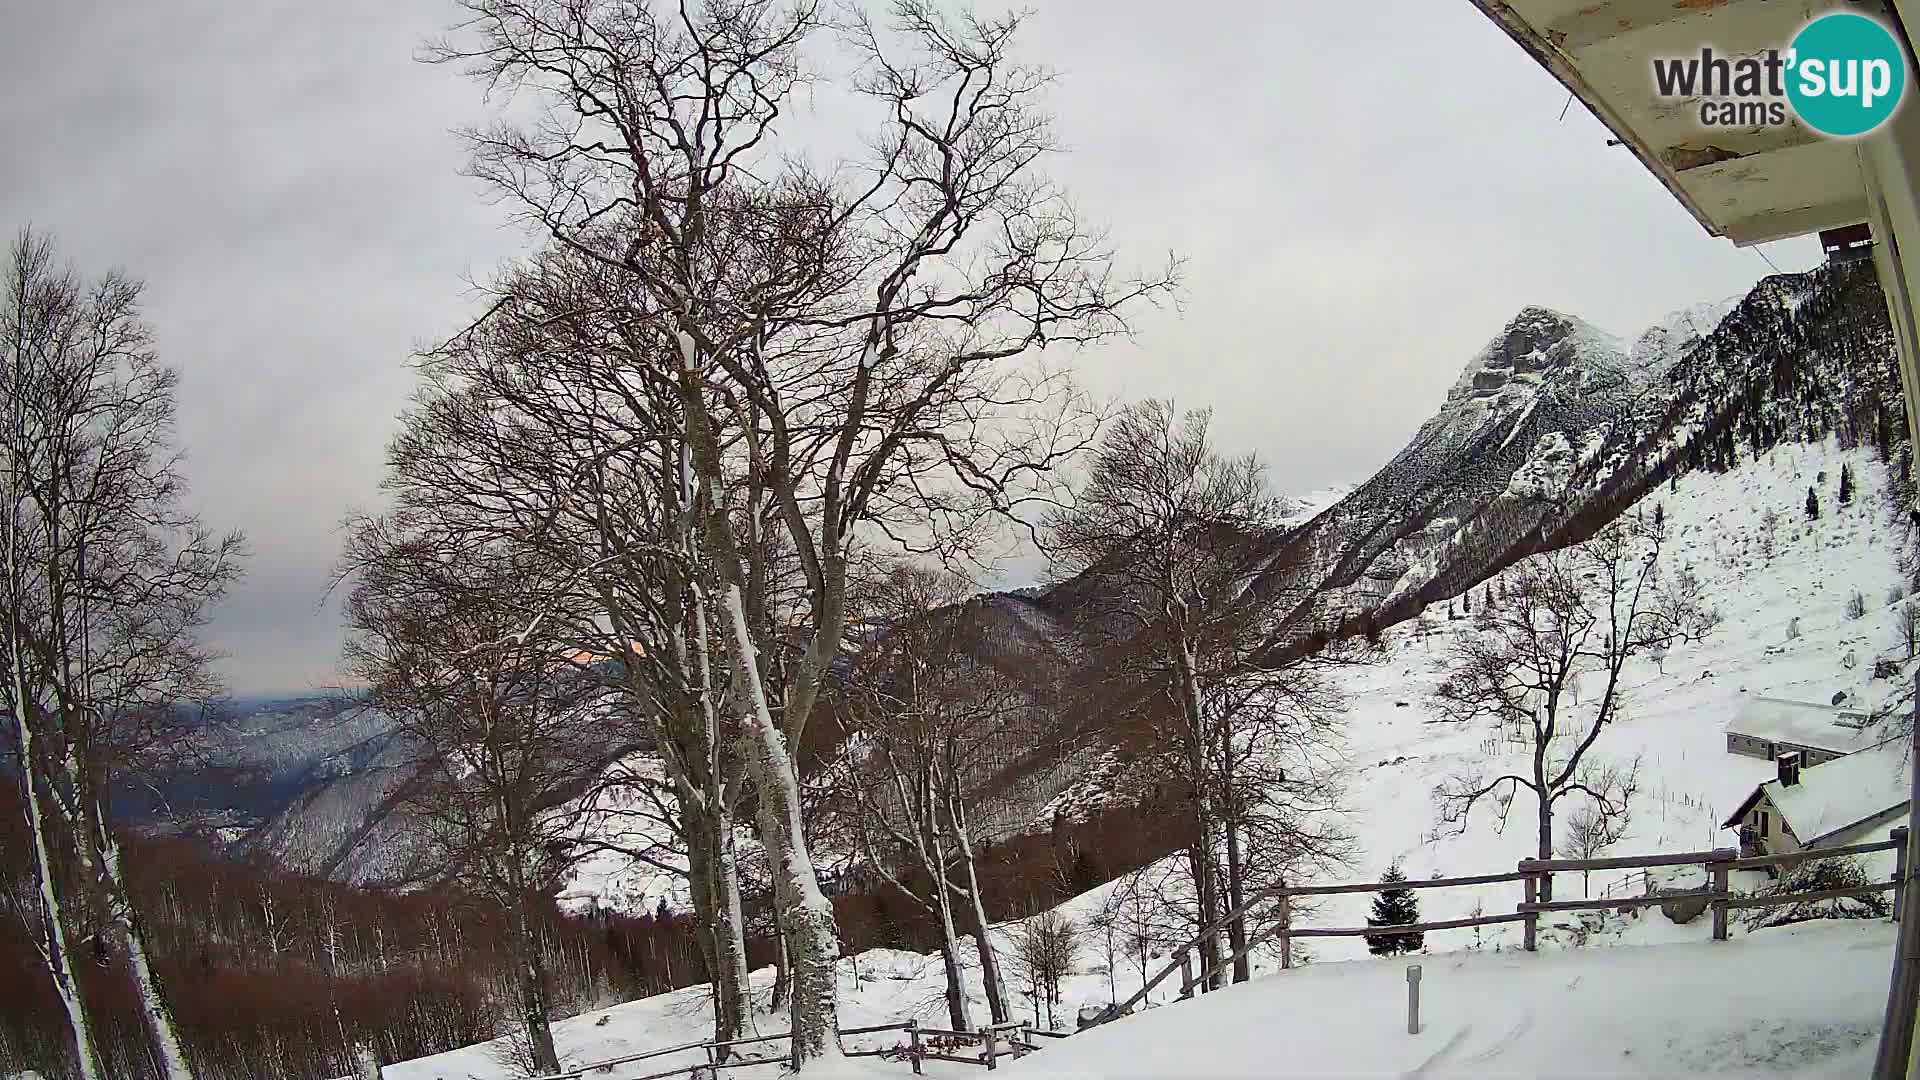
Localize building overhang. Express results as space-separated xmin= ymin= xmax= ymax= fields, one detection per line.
xmin=1469 ymin=0 xmax=1882 ymax=245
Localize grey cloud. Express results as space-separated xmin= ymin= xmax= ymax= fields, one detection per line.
xmin=2 ymin=0 xmax=1822 ymax=692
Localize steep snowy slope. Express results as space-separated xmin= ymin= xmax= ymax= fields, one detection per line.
xmin=1309 ymin=438 xmax=1910 ymax=955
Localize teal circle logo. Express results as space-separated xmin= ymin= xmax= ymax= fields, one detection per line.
xmin=1786 ymin=13 xmax=1907 ymax=137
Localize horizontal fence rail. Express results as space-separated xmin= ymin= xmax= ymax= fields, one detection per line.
xmin=528 ymin=1018 xmax=1046 ymax=1080
xmin=1729 ymin=836 xmax=1903 ymax=872
xmin=1273 ymin=870 xmax=1530 ymax=898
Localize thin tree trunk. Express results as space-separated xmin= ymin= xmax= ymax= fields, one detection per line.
xmin=926 ymin=815 xmax=973 ymax=1032
xmin=1223 ymin=821 xmax=1249 ymax=984
xmin=1170 ymin=619 xmax=1227 ymax=991
xmin=15 ymin=732 xmax=104 ymax=1080
xmin=1172 ymin=622 xmax=1222 ymax=990
xmin=6 ymin=294 xmax=103 ymax=1080
xmin=99 ymin=828 xmax=194 ymax=1079
xmin=769 ymin=896 xmax=790 ymax=1013
xmin=946 ymin=795 xmax=1008 ymax=1023
xmin=713 ymin=812 xmax=752 ymax=1041
xmin=1536 ymin=801 xmax=1555 ymax=904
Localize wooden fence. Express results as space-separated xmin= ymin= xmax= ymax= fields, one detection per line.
xmin=1094 ymin=827 xmax=1910 ymax=1025
xmin=526 ymin=1019 xmax=1042 ymax=1080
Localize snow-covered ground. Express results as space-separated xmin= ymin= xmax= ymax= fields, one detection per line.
xmin=1002 ymin=920 xmax=1897 ymax=1079
xmin=376 ymin=438 xmax=1915 ymax=1079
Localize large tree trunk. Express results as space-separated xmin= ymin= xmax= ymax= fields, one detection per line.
xmin=934 ymin=933 xmax=970 ymax=1032
xmin=687 ymin=807 xmax=750 ymax=1050
xmin=1536 ymin=800 xmax=1555 ymax=904
xmin=677 ymin=350 xmax=840 ymax=1067
xmin=510 ymin=891 xmax=562 ymax=1074
xmin=721 ymin=585 xmax=842 ymax=1067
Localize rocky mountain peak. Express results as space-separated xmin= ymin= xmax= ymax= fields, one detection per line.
xmin=1447 ymin=305 xmax=1626 ymax=402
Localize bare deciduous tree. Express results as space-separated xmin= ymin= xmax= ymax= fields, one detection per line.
xmin=833 ymin=562 xmax=1033 ymax=1028
xmin=1012 ymin=910 xmax=1078 ymax=1030
xmin=1561 ymin=780 xmax=1635 ymax=899
xmin=425 ymin=0 xmax=1173 ymax=1062
xmin=1434 ymin=513 xmax=1696 ymax=901
xmin=341 ymin=528 xmax=614 ymax=1075
xmin=1043 ymin=400 xmax=1345 ymax=988
xmin=1 ymin=229 xmax=244 ymax=1080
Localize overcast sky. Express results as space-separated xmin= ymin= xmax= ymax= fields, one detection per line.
xmin=2 ymin=1 xmax=1823 ymax=694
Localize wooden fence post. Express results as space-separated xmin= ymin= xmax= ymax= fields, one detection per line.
xmin=1894 ymin=826 xmax=1910 ymax=924
xmin=1711 ymin=852 xmax=1730 ymax=942
xmin=907 ymin=1020 xmax=922 ymax=1076
xmin=1521 ymin=866 xmax=1538 ymax=952
xmin=1178 ymin=950 xmax=1194 ymax=999
xmin=1279 ymin=886 xmax=1293 ymax=970
xmin=983 ymin=1026 xmax=998 ymax=1071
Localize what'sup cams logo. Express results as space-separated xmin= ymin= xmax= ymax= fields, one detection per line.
xmin=1652 ymin=11 xmax=1908 ymax=137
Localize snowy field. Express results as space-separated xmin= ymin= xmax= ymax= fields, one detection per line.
xmin=375 ymin=439 xmax=1915 ymax=1078
xmin=1002 ymin=920 xmax=1898 ymax=1079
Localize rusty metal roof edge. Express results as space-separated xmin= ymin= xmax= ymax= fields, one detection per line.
xmin=1465 ymin=0 xmax=1731 ymax=240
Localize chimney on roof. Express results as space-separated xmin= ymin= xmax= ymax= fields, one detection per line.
xmin=1778 ymin=750 xmax=1803 ymax=788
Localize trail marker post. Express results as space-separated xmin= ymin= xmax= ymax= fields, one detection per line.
xmin=1406 ymin=964 xmax=1422 ymax=1035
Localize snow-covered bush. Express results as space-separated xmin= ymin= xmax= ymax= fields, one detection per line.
xmin=1739 ymin=857 xmax=1890 ymax=930
xmin=1847 ymin=591 xmax=1868 ymax=620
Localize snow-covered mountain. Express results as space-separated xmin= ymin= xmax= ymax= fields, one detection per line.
xmin=132 ymin=262 xmax=1905 ymax=889
xmin=946 ymin=259 xmax=1903 ymax=834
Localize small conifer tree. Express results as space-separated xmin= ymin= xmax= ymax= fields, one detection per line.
xmin=1806 ymin=485 xmax=1821 ymax=521
xmin=1365 ymin=864 xmax=1424 ymax=956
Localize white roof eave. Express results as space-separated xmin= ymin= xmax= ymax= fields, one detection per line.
xmin=1468 ymin=0 xmax=1871 ymax=246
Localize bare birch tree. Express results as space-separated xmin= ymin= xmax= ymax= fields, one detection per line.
xmin=1433 ymin=513 xmax=1701 ymax=901
xmin=1 ymin=228 xmax=243 ymax=1080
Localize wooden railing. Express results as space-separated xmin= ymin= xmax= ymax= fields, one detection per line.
xmin=527 ymin=1018 xmax=1042 ymax=1080
xmin=1091 ymin=827 xmax=1911 ymax=1028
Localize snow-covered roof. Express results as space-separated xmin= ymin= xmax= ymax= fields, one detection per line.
xmin=1723 ymin=696 xmax=1881 ymax=755
xmin=1734 ymin=740 xmax=1911 ymax=847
